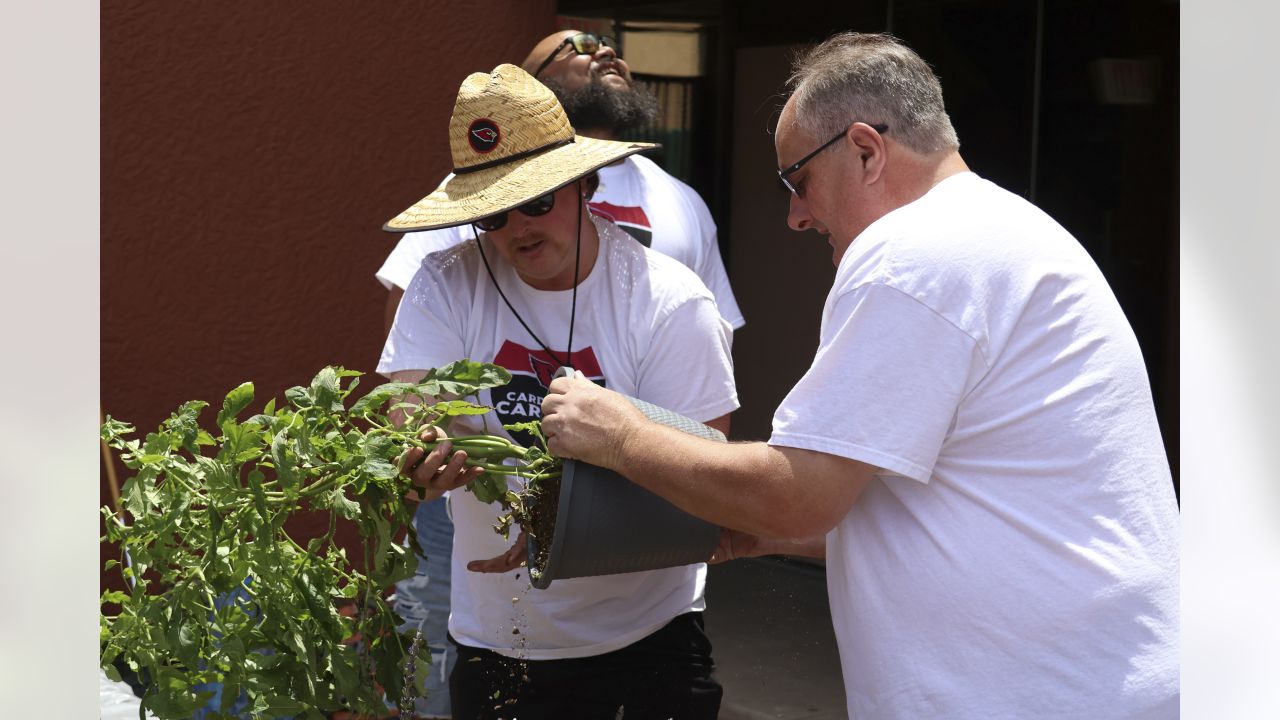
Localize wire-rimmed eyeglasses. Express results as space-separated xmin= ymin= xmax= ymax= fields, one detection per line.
xmin=778 ymin=122 xmax=889 ymax=195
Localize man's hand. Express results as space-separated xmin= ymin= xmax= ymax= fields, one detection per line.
xmin=398 ymin=426 xmax=486 ymax=503
xmin=466 ymin=531 xmax=529 ymax=574
xmin=708 ymin=528 xmax=762 ymax=564
xmin=709 ymin=527 xmax=831 ymax=563
xmin=541 ymin=371 xmax=648 ymax=468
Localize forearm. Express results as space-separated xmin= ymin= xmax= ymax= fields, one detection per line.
xmin=543 ymin=375 xmax=873 ymax=538
xmin=613 ymin=421 xmax=853 ymax=539
xmin=384 ymin=287 xmax=405 ymax=339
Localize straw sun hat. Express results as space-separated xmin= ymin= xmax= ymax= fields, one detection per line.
xmin=384 ymin=63 xmax=656 ymax=232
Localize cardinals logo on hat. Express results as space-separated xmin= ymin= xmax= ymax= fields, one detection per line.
xmin=468 ymin=119 xmax=501 ymax=153
xmin=383 ymin=64 xmax=656 ymax=232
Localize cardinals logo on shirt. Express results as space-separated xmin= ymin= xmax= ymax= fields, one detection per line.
xmin=588 ymin=201 xmax=653 ymax=247
xmin=490 ymin=340 xmax=606 ymax=448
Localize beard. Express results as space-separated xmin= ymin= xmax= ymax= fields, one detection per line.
xmin=541 ymin=77 xmax=660 ymax=134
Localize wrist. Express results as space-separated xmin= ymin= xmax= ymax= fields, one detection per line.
xmin=606 ymin=409 xmax=648 ymax=472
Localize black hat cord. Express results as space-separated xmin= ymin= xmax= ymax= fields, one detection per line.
xmin=473 ymin=190 xmax=583 ymax=372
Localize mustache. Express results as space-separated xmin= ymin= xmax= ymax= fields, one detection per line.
xmin=592 ymin=58 xmax=626 ymax=77
xmin=505 ymin=232 xmax=552 ymax=249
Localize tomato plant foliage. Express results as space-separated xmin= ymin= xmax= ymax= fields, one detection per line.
xmin=100 ymin=360 xmax=559 ymax=719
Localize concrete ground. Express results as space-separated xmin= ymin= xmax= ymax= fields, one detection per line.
xmin=703 ymin=558 xmax=847 ymax=720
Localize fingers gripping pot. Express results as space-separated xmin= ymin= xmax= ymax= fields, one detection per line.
xmin=527 ymin=367 xmax=725 ymax=589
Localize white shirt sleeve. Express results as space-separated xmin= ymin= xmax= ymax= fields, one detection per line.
xmin=377 ymin=265 xmax=467 ymax=377
xmin=678 ymin=182 xmax=745 ymax=330
xmin=634 ymin=295 xmax=740 ymax=424
xmin=769 ymin=282 xmax=984 ymax=482
xmin=374 ymin=226 xmax=472 ymax=290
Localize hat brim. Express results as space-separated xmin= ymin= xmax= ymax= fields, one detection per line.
xmin=384 ymin=136 xmax=657 ymax=233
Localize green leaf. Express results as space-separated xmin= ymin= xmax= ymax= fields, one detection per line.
xmin=349 ymin=381 xmax=419 ymax=417
xmin=310 ymin=367 xmax=343 ymax=412
xmin=121 ymin=474 xmax=149 ymax=517
xmin=369 ymin=512 xmax=391 ymax=576
xmin=175 ymin=621 xmax=199 ymax=666
xmin=245 ymin=649 xmax=283 ymax=672
xmin=417 ymin=359 xmax=512 ymax=397
xmin=293 ymin=573 xmax=331 ymax=629
xmin=285 ymin=384 xmax=311 ymax=409
xmin=294 ymin=422 xmax=315 ymax=465
xmin=435 ymin=399 xmax=495 ymax=417
xmin=329 ymin=645 xmax=361 ymax=697
xmin=100 ymin=416 xmax=135 ymax=444
xmin=207 ymin=504 xmax=224 ymax=541
xmin=248 ymin=469 xmax=270 ymax=523
xmin=219 ymin=681 xmax=242 ymax=713
xmin=270 ymin=430 xmax=297 ymax=488
xmin=360 ymin=433 xmax=399 ymax=479
xmin=196 ymin=456 xmax=236 ymax=494
xmin=413 ymin=646 xmax=432 ymax=692
xmin=328 ymin=488 xmax=360 ymax=520
xmin=139 ymin=431 xmax=170 ymax=465
xmin=264 ymin=695 xmax=304 ymax=716
xmin=379 ymin=542 xmax=417 ymax=586
xmin=220 ymin=422 xmax=266 ymax=465
xmin=363 ymin=458 xmax=398 ymax=479
xmin=504 ymin=420 xmax=548 ymax=450
xmin=467 ymin=473 xmax=507 ymax=505
xmin=165 ymin=400 xmax=210 ymax=451
xmin=361 ymin=434 xmax=396 ymax=461
xmin=220 ymin=634 xmax=247 ymax=666
xmin=217 ymin=382 xmax=255 ymax=429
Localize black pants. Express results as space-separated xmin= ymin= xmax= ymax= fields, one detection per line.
xmin=449 ymin=612 xmax=722 ymax=720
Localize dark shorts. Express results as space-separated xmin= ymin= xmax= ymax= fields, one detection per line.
xmin=448 ymin=611 xmax=722 ymax=720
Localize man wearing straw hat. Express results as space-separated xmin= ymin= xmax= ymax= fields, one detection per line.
xmin=538 ymin=32 xmax=1179 ymax=718
xmin=380 ymin=63 xmax=737 ymax=719
xmin=376 ymin=29 xmax=742 ymax=337
xmin=377 ymin=29 xmax=742 ymax=720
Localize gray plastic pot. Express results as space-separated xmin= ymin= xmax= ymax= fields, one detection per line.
xmin=527 ymin=389 xmax=725 ymax=589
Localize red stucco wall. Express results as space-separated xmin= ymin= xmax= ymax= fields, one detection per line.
xmin=101 ymin=1 xmax=556 ymax=588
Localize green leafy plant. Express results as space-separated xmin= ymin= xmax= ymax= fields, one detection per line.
xmin=100 ymin=360 xmax=560 ymax=719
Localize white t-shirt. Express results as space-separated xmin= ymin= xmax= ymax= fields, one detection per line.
xmin=379 ymin=216 xmax=739 ymax=660
xmin=375 ymin=155 xmax=745 ymax=329
xmin=770 ymin=173 xmax=1179 ymax=718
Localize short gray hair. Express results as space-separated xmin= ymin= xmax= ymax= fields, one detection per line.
xmin=787 ymin=32 xmax=959 ymax=155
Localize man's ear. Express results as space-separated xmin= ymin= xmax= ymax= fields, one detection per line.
xmin=849 ymin=123 xmax=887 ymax=185
xmin=582 ymin=173 xmax=600 ymax=199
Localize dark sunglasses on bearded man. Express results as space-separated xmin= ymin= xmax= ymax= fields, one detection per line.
xmin=533 ymin=32 xmax=618 ymax=78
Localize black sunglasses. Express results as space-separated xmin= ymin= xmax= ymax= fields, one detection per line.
xmin=473 ymin=192 xmax=557 ymax=232
xmin=533 ymin=33 xmax=617 ymax=78
xmin=778 ymin=122 xmax=889 ymax=195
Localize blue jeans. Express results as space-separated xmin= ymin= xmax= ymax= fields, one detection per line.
xmin=394 ymin=494 xmax=456 ymax=718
